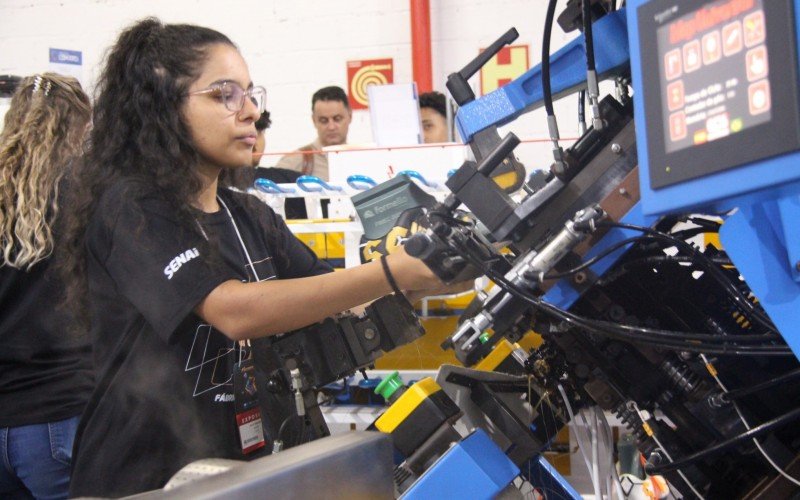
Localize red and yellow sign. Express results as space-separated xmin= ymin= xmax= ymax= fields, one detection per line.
xmin=479 ymin=45 xmax=529 ymax=96
xmin=347 ymin=58 xmax=394 ymax=110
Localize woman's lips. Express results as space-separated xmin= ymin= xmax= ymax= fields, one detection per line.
xmin=237 ymin=135 xmax=256 ymax=146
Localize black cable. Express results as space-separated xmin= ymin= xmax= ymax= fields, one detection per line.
xmin=538 ymin=233 xmax=728 ymax=280
xmin=597 ymin=254 xmax=733 ymax=287
xmin=578 ymin=90 xmax=586 ymax=131
xmin=621 ymin=254 xmax=732 ymax=268
xmin=598 ymin=221 xmax=777 ymax=332
xmin=542 ymin=0 xmax=559 ymax=117
xmin=447 ymin=235 xmax=789 ymax=353
xmin=541 ymin=235 xmax=654 ymax=280
xmin=444 ymin=231 xmax=790 ymax=354
xmin=582 ymin=0 xmax=596 ymax=71
xmin=483 ymin=235 xmax=782 ymax=344
xmin=646 ymin=406 xmax=800 ymax=474
xmin=723 ymin=368 xmax=800 ymax=401
xmin=668 ymin=226 xmax=718 ymax=241
xmin=306 ymin=394 xmax=337 ymax=410
xmin=278 ymin=413 xmax=300 ymax=443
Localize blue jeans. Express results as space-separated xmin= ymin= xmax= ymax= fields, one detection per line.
xmin=0 ymin=415 xmax=79 ymax=500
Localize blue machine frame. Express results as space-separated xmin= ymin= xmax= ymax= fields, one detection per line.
xmin=454 ymin=0 xmax=800 ymax=359
xmin=428 ymin=2 xmax=800 ymax=494
xmin=629 ymin=0 xmax=800 ymax=358
xmin=455 ymin=9 xmax=630 ymax=143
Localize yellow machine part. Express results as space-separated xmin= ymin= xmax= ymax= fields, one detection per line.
xmin=375 ymin=317 xmax=461 ymax=369
xmin=293 ymin=232 xmax=345 ymax=260
xmin=287 ymin=218 xmax=345 ymax=266
xmin=492 ymin=170 xmax=521 ymax=191
xmin=375 ymin=377 xmax=441 ymax=433
xmin=475 ymin=339 xmax=523 ymax=372
xmin=704 ymin=231 xmax=722 ymax=250
xmin=376 ymin=317 xmax=543 ymax=370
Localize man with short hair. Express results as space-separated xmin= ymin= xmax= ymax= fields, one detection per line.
xmin=419 ymin=91 xmax=450 ymax=144
xmin=275 ymin=85 xmax=352 ymax=180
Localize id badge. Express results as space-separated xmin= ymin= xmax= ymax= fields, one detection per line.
xmin=233 ymin=358 xmax=266 ymax=454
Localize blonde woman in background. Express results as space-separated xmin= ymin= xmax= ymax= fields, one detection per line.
xmin=0 ymin=73 xmax=93 ymax=500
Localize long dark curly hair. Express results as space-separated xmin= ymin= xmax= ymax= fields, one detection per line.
xmin=62 ymin=18 xmax=265 ymax=325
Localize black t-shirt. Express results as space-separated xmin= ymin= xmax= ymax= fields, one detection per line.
xmin=69 ymin=179 xmax=331 ymax=497
xmin=0 ymin=235 xmax=93 ymax=427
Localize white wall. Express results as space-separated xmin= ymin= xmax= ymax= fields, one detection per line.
xmin=0 ymin=0 xmax=593 ymax=169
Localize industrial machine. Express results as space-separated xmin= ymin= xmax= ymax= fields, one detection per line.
xmin=143 ymin=1 xmax=800 ymax=497
xmin=374 ymin=0 xmax=800 ymax=498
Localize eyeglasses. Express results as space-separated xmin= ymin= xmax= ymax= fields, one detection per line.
xmin=188 ymin=81 xmax=267 ymax=114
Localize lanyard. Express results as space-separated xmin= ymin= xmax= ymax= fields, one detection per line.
xmin=217 ymin=195 xmax=261 ymax=283
xmin=215 ymin=195 xmax=259 ymax=357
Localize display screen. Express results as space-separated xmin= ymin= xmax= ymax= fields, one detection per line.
xmin=657 ymin=0 xmax=771 ymax=154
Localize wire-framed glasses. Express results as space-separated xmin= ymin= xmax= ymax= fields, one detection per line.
xmin=188 ymin=81 xmax=266 ymax=114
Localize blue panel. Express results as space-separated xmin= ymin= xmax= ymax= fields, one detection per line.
xmin=776 ymin=193 xmax=800 ymax=282
xmin=719 ymin=188 xmax=800 ymax=359
xmin=630 ymin=0 xmax=800 ymax=361
xmin=544 ymin=203 xmax=655 ymax=309
xmin=456 ymin=9 xmax=630 ymax=142
xmin=520 ymin=455 xmax=582 ymax=500
xmin=629 ymin=0 xmax=800 ymax=216
xmin=403 ymin=429 xmax=519 ymax=500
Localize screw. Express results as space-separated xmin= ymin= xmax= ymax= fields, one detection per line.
xmin=364 ymin=328 xmax=376 ymax=340
xmin=619 ymin=187 xmax=628 ymax=196
xmin=648 ymin=450 xmax=664 ymax=466
xmin=611 ymin=143 xmax=622 ymax=154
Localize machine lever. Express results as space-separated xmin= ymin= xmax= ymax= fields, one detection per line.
xmin=476 ymin=133 xmax=521 ymax=176
xmin=446 ymin=27 xmax=519 ymax=106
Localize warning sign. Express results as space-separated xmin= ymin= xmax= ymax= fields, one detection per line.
xmin=479 ymin=45 xmax=529 ymax=96
xmin=347 ymin=58 xmax=394 ymax=110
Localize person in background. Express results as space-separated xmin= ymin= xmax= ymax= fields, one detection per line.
xmin=275 ymin=85 xmax=351 ymax=180
xmin=242 ymin=110 xmax=307 ymax=219
xmin=0 ymin=73 xmax=93 ymax=500
xmin=419 ymin=90 xmax=450 ymax=144
xmin=62 ymin=18 xmax=450 ymax=497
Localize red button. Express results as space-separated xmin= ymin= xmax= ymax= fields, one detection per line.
xmin=669 ymin=112 xmax=687 ymax=142
xmin=743 ymin=10 xmax=766 ymax=48
xmin=745 ymin=46 xmax=768 ymax=82
xmin=722 ymin=21 xmax=743 ymax=57
xmin=664 ymin=48 xmax=682 ymax=80
xmin=683 ymin=40 xmax=702 ymax=73
xmin=667 ymin=80 xmax=685 ymax=111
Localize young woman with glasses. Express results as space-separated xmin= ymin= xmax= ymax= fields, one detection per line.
xmin=0 ymin=73 xmax=93 ymax=499
xmin=63 ymin=18 xmax=450 ymax=496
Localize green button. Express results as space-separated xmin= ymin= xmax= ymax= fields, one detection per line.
xmin=374 ymin=371 xmax=403 ymax=400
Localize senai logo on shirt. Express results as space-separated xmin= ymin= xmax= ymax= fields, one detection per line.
xmin=164 ymin=248 xmax=200 ymax=280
